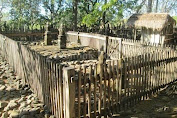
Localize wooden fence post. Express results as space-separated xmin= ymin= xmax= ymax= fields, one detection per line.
xmin=105 ymin=36 xmax=109 ymax=54
xmin=119 ymin=39 xmax=122 ymax=59
xmin=77 ymin=32 xmax=81 ymax=44
xmin=63 ymin=67 xmax=75 ymax=118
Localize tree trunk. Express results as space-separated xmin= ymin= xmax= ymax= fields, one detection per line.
xmin=155 ymin=0 xmax=158 ymax=12
xmin=147 ymin=0 xmax=152 ymax=13
xmin=102 ymin=0 xmax=107 ymax=34
xmin=73 ymin=0 xmax=78 ymax=31
xmin=50 ymin=0 xmax=55 ymax=28
xmin=136 ymin=0 xmax=146 ymax=13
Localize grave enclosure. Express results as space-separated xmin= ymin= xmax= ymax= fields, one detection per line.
xmin=1 ymin=31 xmax=177 ymax=118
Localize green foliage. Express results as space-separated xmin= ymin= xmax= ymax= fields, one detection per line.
xmin=82 ymin=3 xmax=101 ymax=27
xmin=1 ymin=0 xmax=165 ymax=31
xmin=173 ymin=16 xmax=177 ymax=23
xmin=81 ymin=0 xmax=139 ymax=27
xmin=8 ymin=0 xmax=41 ymax=29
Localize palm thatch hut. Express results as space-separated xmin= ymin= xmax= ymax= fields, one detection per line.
xmin=127 ymin=13 xmax=176 ymax=45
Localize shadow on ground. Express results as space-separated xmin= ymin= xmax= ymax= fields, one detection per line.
xmin=113 ymin=82 xmax=177 ymax=118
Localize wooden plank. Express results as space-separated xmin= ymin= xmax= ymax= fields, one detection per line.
xmin=63 ymin=67 xmax=75 ymax=118
xmin=159 ymin=51 xmax=162 ymax=87
xmin=171 ymin=49 xmax=174 ymax=82
xmin=78 ymin=66 xmax=81 ymax=118
xmin=83 ymin=66 xmax=87 ymax=118
xmin=55 ymin=64 xmax=60 ymax=118
xmin=150 ymin=53 xmax=153 ymax=92
xmin=99 ymin=63 xmax=103 ymax=116
xmin=119 ymin=59 xmax=122 ymax=110
xmin=152 ymin=52 xmax=155 ymax=92
xmin=103 ymin=63 xmax=107 ymax=117
xmin=111 ymin=60 xmax=115 ymax=112
xmin=124 ymin=58 xmax=127 ymax=109
xmin=94 ymin=64 xmax=97 ymax=117
xmin=53 ymin=63 xmax=58 ymax=118
xmin=162 ymin=50 xmax=165 ymax=86
xmin=59 ymin=65 xmax=63 ymax=118
xmin=145 ymin=54 xmax=148 ymax=99
xmin=115 ymin=60 xmax=119 ymax=109
xmin=51 ymin=61 xmax=54 ymax=115
xmin=47 ymin=60 xmax=52 ymax=111
xmin=41 ymin=56 xmax=46 ymax=105
xmin=143 ymin=54 xmax=146 ymax=99
xmin=108 ymin=61 xmax=111 ymax=110
xmin=88 ymin=65 xmax=92 ymax=118
xmin=127 ymin=58 xmax=130 ymax=107
xmin=44 ymin=57 xmax=49 ymax=108
xmin=131 ymin=57 xmax=135 ymax=105
xmin=54 ymin=62 xmax=57 ymax=116
xmin=142 ymin=54 xmax=145 ymax=100
xmin=154 ymin=53 xmax=157 ymax=92
xmin=55 ymin=63 xmax=60 ymax=118
xmin=53 ymin=61 xmax=56 ymax=114
xmin=168 ymin=50 xmax=170 ymax=84
xmin=147 ymin=54 xmax=150 ymax=98
xmin=157 ymin=52 xmax=160 ymax=90
xmin=119 ymin=39 xmax=122 ymax=59
xmin=156 ymin=52 xmax=160 ymax=91
xmin=164 ymin=50 xmax=166 ymax=85
xmin=140 ymin=55 xmax=143 ymax=100
xmin=135 ymin=56 xmax=139 ymax=103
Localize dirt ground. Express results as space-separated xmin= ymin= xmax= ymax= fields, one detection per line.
xmin=113 ymin=81 xmax=177 ymax=118
xmin=0 ymin=56 xmax=54 ymax=118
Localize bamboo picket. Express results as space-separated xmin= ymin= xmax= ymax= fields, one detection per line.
xmin=1 ymin=34 xmax=177 ymax=118
xmin=0 ymin=34 xmax=64 ymax=118
xmin=74 ymin=50 xmax=177 ymax=117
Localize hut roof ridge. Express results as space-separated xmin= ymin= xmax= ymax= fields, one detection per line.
xmin=127 ymin=13 xmax=176 ymax=31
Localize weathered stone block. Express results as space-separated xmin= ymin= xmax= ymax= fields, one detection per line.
xmin=58 ymin=25 xmax=66 ymax=49
xmin=44 ymin=31 xmax=52 ymax=45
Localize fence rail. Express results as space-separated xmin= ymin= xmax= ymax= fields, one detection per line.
xmin=107 ymin=37 xmax=177 ymax=59
xmin=71 ymin=49 xmax=177 ymax=117
xmin=66 ymin=31 xmax=177 ymax=59
xmin=1 ymin=33 xmax=177 ymax=118
xmin=0 ymin=34 xmax=65 ymax=118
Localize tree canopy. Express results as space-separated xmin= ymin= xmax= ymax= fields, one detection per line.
xmin=0 ymin=0 xmax=176 ymax=31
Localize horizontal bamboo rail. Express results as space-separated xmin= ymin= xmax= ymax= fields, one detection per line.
xmin=70 ymin=48 xmax=177 ymax=118
xmin=0 ymin=34 xmax=64 ymax=118
xmin=1 ymin=33 xmax=177 ymax=118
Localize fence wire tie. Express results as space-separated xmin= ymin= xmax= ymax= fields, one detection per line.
xmin=45 ymin=94 xmax=50 ymax=98
xmin=70 ymin=76 xmax=77 ymax=83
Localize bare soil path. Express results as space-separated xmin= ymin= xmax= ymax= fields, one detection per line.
xmin=113 ymin=82 xmax=177 ymax=118
xmin=0 ymin=56 xmax=54 ymax=118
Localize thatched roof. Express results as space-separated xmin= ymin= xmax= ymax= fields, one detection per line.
xmin=127 ymin=13 xmax=176 ymax=31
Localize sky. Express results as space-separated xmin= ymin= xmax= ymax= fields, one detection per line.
xmin=1 ymin=5 xmax=45 ymax=14
xmin=1 ymin=4 xmax=46 ymax=21
xmin=0 ymin=0 xmax=177 ymax=21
